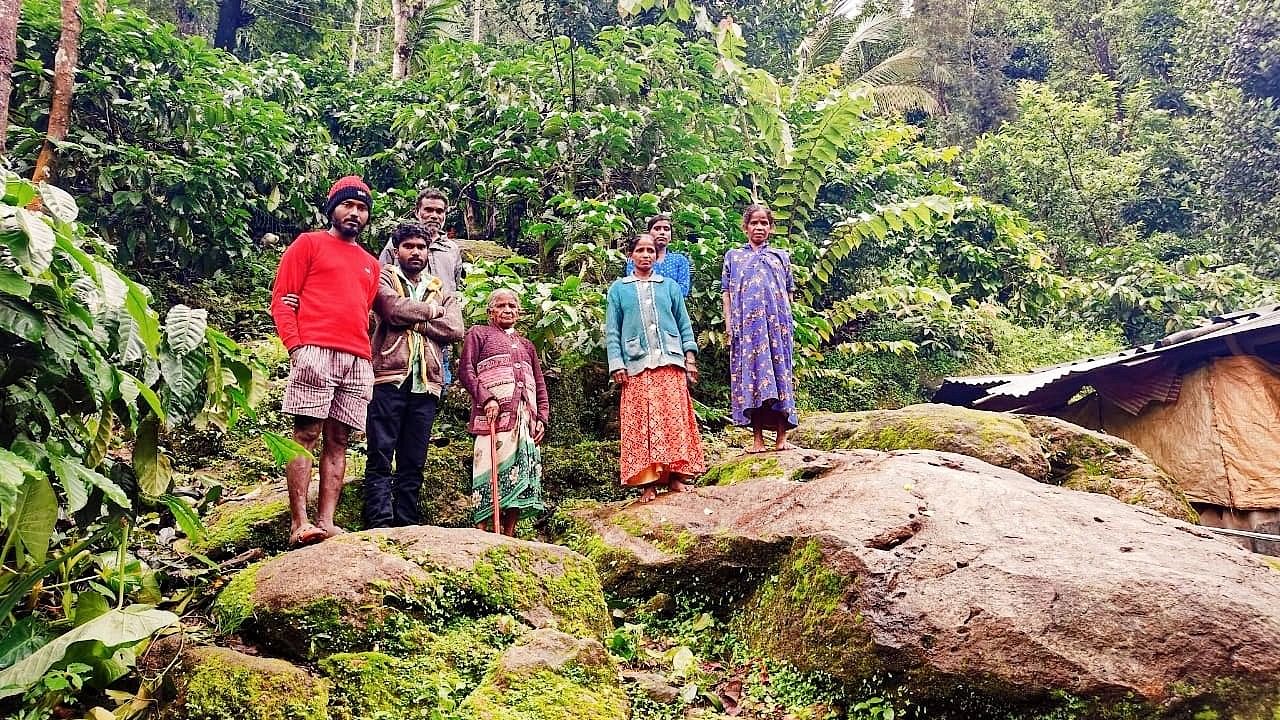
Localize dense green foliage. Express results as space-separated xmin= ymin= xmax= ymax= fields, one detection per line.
xmin=2 ymin=0 xmax=1278 ymax=714
xmin=0 ymin=173 xmax=262 ymax=715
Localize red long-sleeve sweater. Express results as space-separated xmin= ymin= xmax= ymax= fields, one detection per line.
xmin=270 ymin=230 xmax=382 ymax=359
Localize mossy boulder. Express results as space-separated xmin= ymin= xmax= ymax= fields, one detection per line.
xmin=191 ymin=442 xmax=474 ymax=558
xmin=460 ymin=628 xmax=629 ymax=720
xmin=562 ymin=448 xmax=1280 ymax=716
xmin=790 ymin=404 xmax=1051 ymax=481
xmin=156 ymin=645 xmax=328 ymax=720
xmin=1018 ymin=413 xmax=1197 ymax=523
xmin=320 ymin=616 xmax=521 ymax=720
xmin=212 ymin=526 xmax=611 ymax=660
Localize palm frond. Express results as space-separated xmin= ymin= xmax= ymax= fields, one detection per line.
xmin=836 ymin=12 xmax=907 ymax=72
xmin=862 ymin=82 xmax=941 ymax=115
xmin=832 ymin=0 xmax=869 ymax=19
xmin=795 ymin=14 xmax=839 ymax=80
xmin=853 ymin=46 xmax=931 ymax=87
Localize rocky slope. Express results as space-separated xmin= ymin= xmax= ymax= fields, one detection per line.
xmin=558 ymin=447 xmax=1280 ymax=718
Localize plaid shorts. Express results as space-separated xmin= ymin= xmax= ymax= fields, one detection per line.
xmin=282 ymin=345 xmax=374 ymax=431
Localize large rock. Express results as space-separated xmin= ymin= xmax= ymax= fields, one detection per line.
xmin=790 ymin=404 xmax=1051 ymax=480
xmin=785 ymin=404 xmax=1193 ymax=520
xmin=1018 ymin=413 xmax=1197 ymax=522
xmin=150 ymin=643 xmax=329 ymax=720
xmin=559 ymin=448 xmax=1280 ymax=717
xmin=461 ymin=628 xmax=628 ymax=720
xmin=190 ymin=442 xmax=475 ymax=559
xmin=213 ymin=526 xmax=610 ymax=660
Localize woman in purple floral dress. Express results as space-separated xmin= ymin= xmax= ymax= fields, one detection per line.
xmin=721 ymin=204 xmax=798 ymax=452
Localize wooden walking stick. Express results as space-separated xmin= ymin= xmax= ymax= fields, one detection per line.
xmin=488 ymin=425 xmax=501 ymax=534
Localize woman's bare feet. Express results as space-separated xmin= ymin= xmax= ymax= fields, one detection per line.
xmin=666 ymin=477 xmax=692 ymax=493
xmin=639 ymin=486 xmax=658 ymax=503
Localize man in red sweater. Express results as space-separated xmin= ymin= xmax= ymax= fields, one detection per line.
xmin=270 ymin=176 xmax=382 ymax=545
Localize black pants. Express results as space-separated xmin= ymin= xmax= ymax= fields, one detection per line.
xmin=363 ymin=380 xmax=438 ymax=528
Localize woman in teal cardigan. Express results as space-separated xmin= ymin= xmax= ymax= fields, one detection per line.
xmin=605 ymin=234 xmax=707 ymax=502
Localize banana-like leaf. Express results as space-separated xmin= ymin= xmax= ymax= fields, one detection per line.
xmin=0 ymin=606 xmax=177 ymax=699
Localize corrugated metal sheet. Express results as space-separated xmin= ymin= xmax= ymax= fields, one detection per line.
xmin=934 ymin=304 xmax=1280 ymax=412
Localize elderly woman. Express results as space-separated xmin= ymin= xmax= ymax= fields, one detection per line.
xmin=458 ymin=289 xmax=549 ymax=535
xmin=722 ymin=203 xmax=798 ymax=452
xmin=607 ymin=233 xmax=706 ymax=502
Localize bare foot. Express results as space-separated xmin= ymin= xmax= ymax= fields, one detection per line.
xmin=666 ymin=478 xmax=691 ymax=493
xmin=317 ymin=522 xmax=347 ymax=539
xmin=746 ymin=445 xmax=768 ymax=454
xmin=638 ymin=487 xmax=658 ymax=503
xmin=289 ymin=523 xmax=325 ymax=547
xmin=774 ymin=441 xmax=799 ymax=451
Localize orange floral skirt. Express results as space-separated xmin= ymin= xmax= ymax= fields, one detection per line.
xmin=619 ymin=365 xmax=707 ymax=486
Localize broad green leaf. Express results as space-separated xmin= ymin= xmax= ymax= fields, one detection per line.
xmin=55 ymin=233 xmax=98 ymax=280
xmin=0 ymin=268 xmax=31 ymax=299
xmin=10 ymin=473 xmax=57 ymax=565
xmin=0 ymin=448 xmax=36 ymax=526
xmin=160 ymin=349 xmax=207 ymax=423
xmin=52 ymin=456 xmax=131 ymax=511
xmin=37 ymin=183 xmax=78 ymax=223
xmin=133 ymin=417 xmax=172 ymax=498
xmin=263 ymin=431 xmax=309 ymax=468
xmin=85 ymin=407 xmax=113 ymax=470
xmin=15 ymin=208 xmax=55 ymax=274
xmin=72 ymin=592 xmax=111 ymax=627
xmin=3 ymin=176 xmax=36 ymax=207
xmin=159 ymin=494 xmax=205 ymax=543
xmin=0 ymin=605 xmax=177 ymax=699
xmin=164 ymin=305 xmax=208 ymax=356
xmin=0 ymin=617 xmax=50 ymax=669
xmin=52 ymin=454 xmax=91 ymax=514
xmin=118 ymin=370 xmax=165 ymax=423
xmin=120 ymin=275 xmax=160 ymax=355
xmin=0 ymin=297 xmax=44 ymax=342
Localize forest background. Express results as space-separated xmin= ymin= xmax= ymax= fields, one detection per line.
xmin=0 ymin=0 xmax=1278 ymax=715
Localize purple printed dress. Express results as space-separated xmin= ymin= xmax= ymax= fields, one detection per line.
xmin=722 ymin=243 xmax=798 ymax=429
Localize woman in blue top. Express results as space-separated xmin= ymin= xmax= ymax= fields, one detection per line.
xmin=607 ymin=234 xmax=706 ymax=502
xmin=624 ymin=214 xmax=692 ymax=296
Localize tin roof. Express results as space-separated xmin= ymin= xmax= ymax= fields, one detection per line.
xmin=933 ymin=304 xmax=1280 ymax=413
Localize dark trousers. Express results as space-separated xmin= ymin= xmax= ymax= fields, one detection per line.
xmin=363 ymin=380 xmax=438 ymax=528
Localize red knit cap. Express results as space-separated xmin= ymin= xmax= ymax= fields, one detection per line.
xmin=324 ymin=175 xmax=373 ymax=217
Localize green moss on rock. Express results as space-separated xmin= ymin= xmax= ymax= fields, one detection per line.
xmin=461 ymin=629 xmax=628 ymax=720
xmin=702 ymin=455 xmax=783 ymax=486
xmin=212 ymin=562 xmax=262 ymax=634
xmin=169 ymin=647 xmax=328 ymax=720
xmin=734 ymin=539 xmax=881 ymax=682
xmin=791 ymin=404 xmax=1050 ymax=481
xmin=464 ymin=667 xmax=629 ymax=720
xmin=191 ymin=496 xmax=290 ymax=558
xmin=548 ymin=504 xmax=641 ymax=588
xmin=463 ymin=545 xmax=613 ymax=639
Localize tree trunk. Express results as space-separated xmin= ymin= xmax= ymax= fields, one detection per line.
xmin=31 ymin=0 xmax=81 ymax=185
xmin=213 ymin=0 xmax=245 ymax=50
xmin=391 ymin=0 xmax=408 ymax=78
xmin=348 ymin=0 xmax=363 ymax=73
xmin=471 ymin=0 xmax=481 ymax=42
xmin=0 ymin=0 xmax=19 ymax=153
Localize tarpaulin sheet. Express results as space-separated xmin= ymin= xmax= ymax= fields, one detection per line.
xmin=1077 ymin=356 xmax=1280 ymax=510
